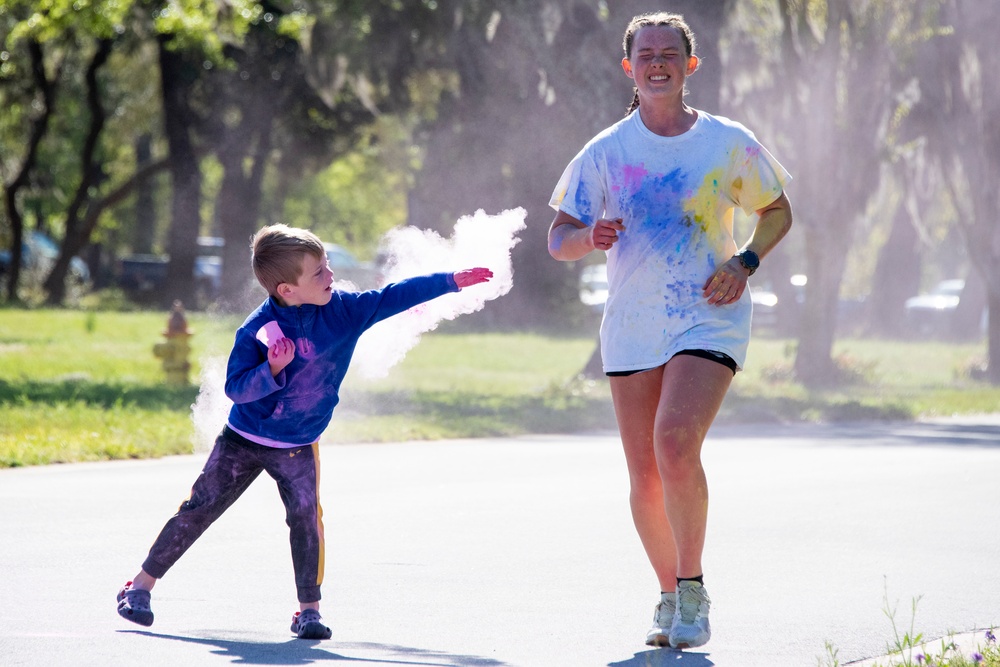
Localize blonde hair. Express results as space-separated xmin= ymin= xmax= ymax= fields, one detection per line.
xmin=250 ymin=224 xmax=325 ymax=296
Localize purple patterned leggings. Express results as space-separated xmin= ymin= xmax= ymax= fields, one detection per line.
xmin=142 ymin=427 xmax=325 ymax=603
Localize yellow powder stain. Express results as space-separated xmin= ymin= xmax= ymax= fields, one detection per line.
xmin=682 ymin=168 xmax=725 ymax=231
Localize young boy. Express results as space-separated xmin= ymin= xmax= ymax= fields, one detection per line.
xmin=116 ymin=223 xmax=493 ymax=639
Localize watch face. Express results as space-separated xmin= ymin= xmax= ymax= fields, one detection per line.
xmin=739 ymin=250 xmax=759 ymax=274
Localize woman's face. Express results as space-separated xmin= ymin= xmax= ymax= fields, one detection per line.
xmin=622 ymin=25 xmax=698 ymax=104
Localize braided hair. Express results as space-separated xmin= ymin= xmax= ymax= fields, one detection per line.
xmin=622 ymin=13 xmax=697 ymax=116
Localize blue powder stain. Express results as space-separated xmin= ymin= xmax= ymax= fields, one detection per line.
xmin=619 ymin=167 xmax=687 ymax=229
xmin=572 ymin=187 xmax=594 ymax=225
xmin=621 ymin=170 xmax=698 ymax=261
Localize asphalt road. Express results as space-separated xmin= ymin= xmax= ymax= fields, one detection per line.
xmin=2 ymin=418 xmax=998 ymax=667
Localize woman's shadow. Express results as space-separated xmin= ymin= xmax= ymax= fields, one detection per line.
xmin=608 ymin=648 xmax=715 ymax=667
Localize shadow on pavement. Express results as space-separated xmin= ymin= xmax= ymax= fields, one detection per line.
xmin=608 ymin=649 xmax=715 ymax=666
xmin=709 ymin=420 xmax=1000 ymax=450
xmin=117 ymin=630 xmax=510 ymax=666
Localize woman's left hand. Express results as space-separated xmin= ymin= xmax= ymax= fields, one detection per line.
xmin=702 ymin=258 xmax=749 ymax=306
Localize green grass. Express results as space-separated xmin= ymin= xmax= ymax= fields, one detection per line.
xmin=1 ymin=308 xmax=998 ymax=467
xmin=331 ymin=332 xmax=616 ymax=442
xmin=726 ymin=337 xmax=997 ymax=423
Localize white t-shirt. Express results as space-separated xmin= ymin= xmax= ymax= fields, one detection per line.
xmin=549 ymin=109 xmax=790 ymax=372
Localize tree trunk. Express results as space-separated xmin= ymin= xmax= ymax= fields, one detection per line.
xmin=866 ymin=202 xmax=921 ymax=338
xmin=987 ymin=290 xmax=1000 ymax=384
xmin=911 ymin=0 xmax=1000 ymax=381
xmin=133 ymin=135 xmax=157 ymax=254
xmin=793 ymin=216 xmax=849 ymax=382
xmin=3 ymin=40 xmax=57 ymax=303
xmin=158 ymin=34 xmax=202 ymax=309
xmin=216 ymin=120 xmax=271 ymax=311
xmin=779 ymin=1 xmax=895 ymax=385
xmin=44 ymin=38 xmax=113 ymax=305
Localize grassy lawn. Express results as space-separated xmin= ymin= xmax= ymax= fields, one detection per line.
xmin=1 ymin=308 xmax=997 ymax=467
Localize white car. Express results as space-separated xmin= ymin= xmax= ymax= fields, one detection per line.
xmin=578 ymin=263 xmax=608 ymax=314
xmin=904 ymin=279 xmax=982 ymax=337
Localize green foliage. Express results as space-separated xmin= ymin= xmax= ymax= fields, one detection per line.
xmin=152 ymin=0 xmax=225 ymax=58
xmin=280 ymin=117 xmax=413 ymax=253
xmin=273 ymin=6 xmax=314 ymax=41
xmin=4 ymin=0 xmax=131 ymax=44
xmin=0 ymin=1 xmax=995 ymax=380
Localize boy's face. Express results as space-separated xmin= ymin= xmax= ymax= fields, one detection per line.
xmin=277 ymin=252 xmax=334 ymax=307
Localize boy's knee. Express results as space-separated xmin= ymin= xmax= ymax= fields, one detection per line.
xmin=284 ymin=494 xmax=319 ymax=525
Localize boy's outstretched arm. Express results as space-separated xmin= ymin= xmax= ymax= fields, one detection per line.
xmin=454 ymin=267 xmax=493 ymax=288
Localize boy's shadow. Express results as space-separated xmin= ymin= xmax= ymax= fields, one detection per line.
xmin=118 ymin=630 xmax=509 ymax=666
xmin=609 ymin=649 xmax=715 ymax=667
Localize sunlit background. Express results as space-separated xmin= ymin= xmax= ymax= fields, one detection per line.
xmin=1 ymin=0 xmax=997 ymax=387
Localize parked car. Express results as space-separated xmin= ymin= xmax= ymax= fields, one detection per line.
xmin=904 ymin=278 xmax=985 ymax=338
xmin=118 ymin=236 xmax=223 ymax=306
xmin=578 ymin=263 xmax=608 ymax=314
xmin=119 ymin=237 xmax=381 ymax=306
xmin=0 ymin=230 xmax=91 ymax=287
xmin=325 ymin=242 xmax=381 ymax=289
xmin=750 ymin=287 xmax=779 ymax=331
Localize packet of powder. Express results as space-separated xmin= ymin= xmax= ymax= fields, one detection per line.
xmin=255 ymin=320 xmax=285 ymax=347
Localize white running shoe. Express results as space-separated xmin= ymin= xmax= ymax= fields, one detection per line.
xmin=669 ymin=580 xmax=711 ymax=649
xmin=645 ymin=591 xmax=677 ymax=647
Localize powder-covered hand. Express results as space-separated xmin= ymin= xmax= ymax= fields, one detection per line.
xmin=590 ymin=217 xmax=624 ymax=252
xmin=702 ymin=257 xmax=748 ymax=306
xmin=453 ymin=267 xmax=494 ymax=289
xmin=268 ymin=337 xmax=295 ymax=377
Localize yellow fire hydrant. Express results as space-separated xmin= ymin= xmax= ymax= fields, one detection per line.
xmin=153 ymin=300 xmax=193 ymax=385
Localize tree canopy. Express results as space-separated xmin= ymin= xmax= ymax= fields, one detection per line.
xmin=1 ymin=0 xmax=997 ymax=383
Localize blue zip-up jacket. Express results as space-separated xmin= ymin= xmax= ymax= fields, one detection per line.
xmin=224 ymin=272 xmax=459 ymax=445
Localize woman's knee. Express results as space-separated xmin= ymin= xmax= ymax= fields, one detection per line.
xmin=628 ymin=467 xmax=665 ymax=506
xmin=654 ymin=426 xmax=704 ymax=479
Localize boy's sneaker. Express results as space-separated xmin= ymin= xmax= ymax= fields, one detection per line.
xmin=116 ymin=581 xmax=154 ymax=627
xmin=645 ymin=591 xmax=677 ymax=647
xmin=669 ymin=580 xmax=711 ymax=649
xmin=290 ymin=608 xmax=332 ymax=640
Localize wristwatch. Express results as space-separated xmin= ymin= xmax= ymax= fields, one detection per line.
xmin=735 ymin=249 xmax=760 ymax=276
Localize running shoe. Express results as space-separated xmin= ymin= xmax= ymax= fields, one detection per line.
xmin=645 ymin=591 xmax=677 ymax=647
xmin=669 ymin=580 xmax=711 ymax=649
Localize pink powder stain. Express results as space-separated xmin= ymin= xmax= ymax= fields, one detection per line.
xmin=295 ymin=338 xmax=316 ymax=360
xmin=622 ymin=164 xmax=649 ymax=196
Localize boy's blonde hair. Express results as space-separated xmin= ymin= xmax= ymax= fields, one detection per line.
xmin=251 ymin=224 xmax=325 ymax=296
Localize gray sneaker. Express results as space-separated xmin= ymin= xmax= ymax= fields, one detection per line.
xmin=645 ymin=591 xmax=677 ymax=647
xmin=669 ymin=581 xmax=711 ymax=649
